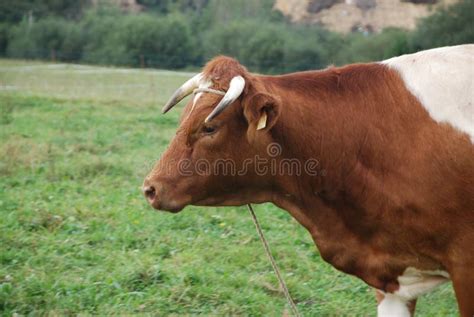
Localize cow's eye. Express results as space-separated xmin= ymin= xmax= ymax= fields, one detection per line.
xmin=202 ymin=125 xmax=216 ymax=134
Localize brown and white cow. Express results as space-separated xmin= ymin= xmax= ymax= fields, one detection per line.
xmin=143 ymin=45 xmax=474 ymax=316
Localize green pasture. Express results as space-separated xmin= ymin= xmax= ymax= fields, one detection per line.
xmin=0 ymin=60 xmax=457 ymax=315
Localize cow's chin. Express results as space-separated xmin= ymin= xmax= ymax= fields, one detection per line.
xmin=192 ymin=195 xmax=266 ymax=208
xmin=151 ymin=193 xmax=270 ymax=213
xmin=150 ymin=199 xmax=187 ymax=213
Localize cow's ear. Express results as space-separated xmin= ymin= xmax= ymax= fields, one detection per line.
xmin=243 ymin=92 xmax=281 ymax=142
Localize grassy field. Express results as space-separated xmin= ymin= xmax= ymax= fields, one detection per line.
xmin=0 ymin=59 xmax=458 ymax=316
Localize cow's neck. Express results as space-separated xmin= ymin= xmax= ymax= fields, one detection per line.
xmin=261 ymin=67 xmax=378 ymax=229
xmin=259 ymin=65 xmax=414 ymax=275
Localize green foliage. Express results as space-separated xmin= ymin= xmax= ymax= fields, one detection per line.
xmin=119 ymin=13 xmax=198 ymax=68
xmin=0 ymin=22 xmax=8 ymax=56
xmin=59 ymin=21 xmax=85 ymax=61
xmin=0 ymin=0 xmax=472 ymax=71
xmin=241 ymin=25 xmax=286 ymax=72
xmin=7 ymin=17 xmax=82 ymax=60
xmin=79 ymin=8 xmax=130 ymax=65
xmin=138 ymin=0 xmax=210 ymax=14
xmin=337 ymin=28 xmax=410 ymax=64
xmin=282 ymin=25 xmax=340 ymax=71
xmin=0 ymin=0 xmax=89 ymax=23
xmin=410 ymin=0 xmax=474 ymax=50
xmin=202 ymin=21 xmax=333 ymax=73
xmin=82 ymin=10 xmax=197 ymax=68
xmin=199 ymin=0 xmax=282 ymax=26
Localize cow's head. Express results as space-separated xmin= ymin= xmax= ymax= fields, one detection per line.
xmin=143 ymin=56 xmax=282 ymax=212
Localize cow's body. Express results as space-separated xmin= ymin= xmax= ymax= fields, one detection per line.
xmin=262 ymin=46 xmax=474 ymax=316
xmin=144 ymin=45 xmax=474 ymax=316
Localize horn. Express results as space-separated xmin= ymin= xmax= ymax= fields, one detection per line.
xmin=205 ymin=76 xmax=245 ymax=122
xmin=162 ymin=73 xmax=203 ymax=114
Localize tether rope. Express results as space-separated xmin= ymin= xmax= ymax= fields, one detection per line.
xmin=193 ymin=87 xmax=226 ymax=95
xmin=247 ymin=204 xmax=301 ymax=317
xmin=195 ymin=87 xmax=300 ymax=316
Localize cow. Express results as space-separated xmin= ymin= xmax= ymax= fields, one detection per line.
xmin=143 ymin=45 xmax=474 ymax=316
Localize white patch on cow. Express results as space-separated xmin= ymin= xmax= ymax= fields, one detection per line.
xmin=378 ymin=294 xmax=411 ymax=317
xmin=396 ymin=267 xmax=449 ymax=300
xmin=377 ymin=267 xmax=449 ymax=316
xmin=382 ymin=45 xmax=474 ymax=143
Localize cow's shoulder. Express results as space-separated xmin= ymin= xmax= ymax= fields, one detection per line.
xmin=382 ymin=45 xmax=474 ymax=143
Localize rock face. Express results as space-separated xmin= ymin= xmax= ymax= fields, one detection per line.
xmin=274 ymin=0 xmax=458 ymax=33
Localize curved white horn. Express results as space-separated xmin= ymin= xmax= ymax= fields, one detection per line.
xmin=162 ymin=73 xmax=203 ymax=114
xmin=205 ymin=76 xmax=245 ymax=122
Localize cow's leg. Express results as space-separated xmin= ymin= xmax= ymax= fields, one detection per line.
xmin=451 ymin=270 xmax=474 ymax=317
xmin=375 ymin=290 xmax=417 ymax=317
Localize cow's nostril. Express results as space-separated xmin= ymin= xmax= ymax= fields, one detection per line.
xmin=143 ymin=186 xmax=156 ymax=200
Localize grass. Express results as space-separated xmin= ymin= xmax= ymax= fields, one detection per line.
xmin=0 ymin=59 xmax=458 ymax=316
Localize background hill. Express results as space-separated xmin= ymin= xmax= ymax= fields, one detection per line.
xmin=0 ymin=0 xmax=473 ymax=73
xmin=274 ymin=0 xmax=458 ymax=33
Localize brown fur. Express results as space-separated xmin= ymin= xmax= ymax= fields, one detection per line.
xmin=144 ymin=56 xmax=474 ymax=316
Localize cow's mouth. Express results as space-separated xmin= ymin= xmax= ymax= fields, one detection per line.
xmin=149 ymin=199 xmax=185 ymax=213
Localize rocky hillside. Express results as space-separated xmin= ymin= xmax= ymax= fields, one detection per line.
xmin=94 ymin=0 xmax=459 ymax=34
xmin=274 ymin=0 xmax=458 ymax=33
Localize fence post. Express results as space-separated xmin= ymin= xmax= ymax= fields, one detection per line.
xmin=51 ymin=49 xmax=56 ymax=62
xmin=140 ymin=54 xmax=145 ymax=68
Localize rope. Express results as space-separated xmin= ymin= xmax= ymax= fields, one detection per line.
xmin=193 ymin=87 xmax=226 ymax=95
xmin=247 ymin=204 xmax=301 ymax=317
xmin=193 ymin=86 xmax=300 ymax=315
xmin=170 ymin=83 xmax=299 ymax=314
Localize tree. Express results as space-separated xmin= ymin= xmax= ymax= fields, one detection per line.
xmin=0 ymin=0 xmax=88 ymax=23
xmin=410 ymin=0 xmax=474 ymax=50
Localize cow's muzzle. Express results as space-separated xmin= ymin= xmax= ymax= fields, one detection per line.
xmin=142 ymin=179 xmax=183 ymax=213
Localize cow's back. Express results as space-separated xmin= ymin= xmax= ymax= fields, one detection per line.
xmin=383 ymin=45 xmax=474 ymax=143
